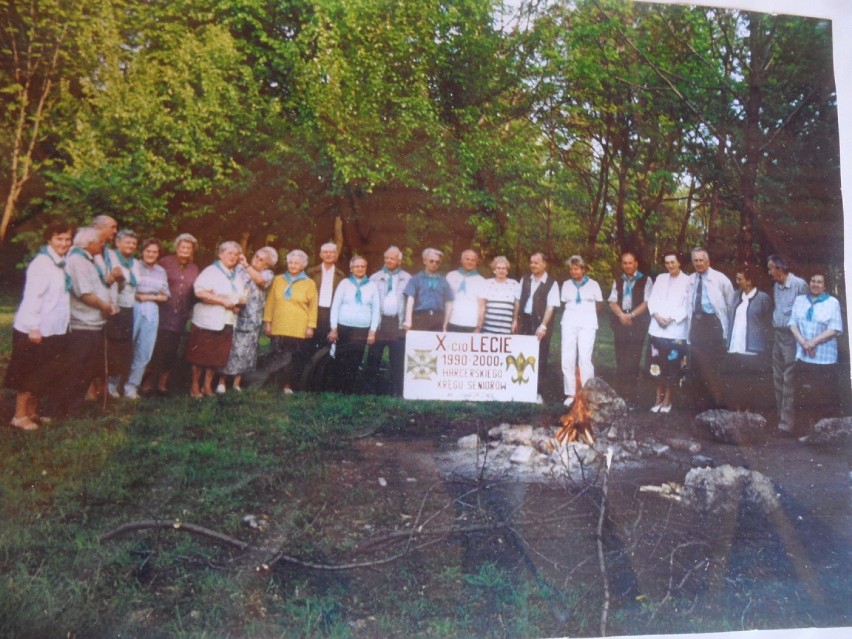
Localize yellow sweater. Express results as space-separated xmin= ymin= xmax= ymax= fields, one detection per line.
xmin=263 ymin=276 xmax=318 ymax=338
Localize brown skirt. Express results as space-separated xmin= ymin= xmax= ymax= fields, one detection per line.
xmin=185 ymin=324 xmax=233 ymax=368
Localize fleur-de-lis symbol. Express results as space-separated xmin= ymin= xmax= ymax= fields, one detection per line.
xmin=406 ymin=349 xmax=438 ymax=380
xmin=506 ymin=353 xmax=536 ymax=384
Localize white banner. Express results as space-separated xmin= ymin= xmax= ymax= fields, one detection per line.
xmin=402 ymin=331 xmax=540 ymax=402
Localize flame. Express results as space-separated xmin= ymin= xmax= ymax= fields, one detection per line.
xmin=555 ymin=393 xmax=595 ymax=446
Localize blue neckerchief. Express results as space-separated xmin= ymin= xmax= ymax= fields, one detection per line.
xmin=572 ymin=275 xmax=590 ymax=304
xmin=71 ymin=247 xmax=108 ymax=286
xmin=806 ymin=292 xmax=829 ymax=321
xmin=114 ymin=251 xmax=138 ymax=287
xmin=282 ymin=271 xmax=307 ymax=300
xmin=214 ymin=260 xmax=237 ymax=293
xmin=382 ymin=266 xmax=400 ymax=293
xmin=622 ymin=271 xmax=643 ymax=298
xmin=348 ymin=274 xmax=370 ymax=304
xmin=421 ymin=271 xmax=440 ymax=289
xmin=457 ymin=267 xmax=478 ymax=294
xmin=39 ymin=246 xmax=72 ymax=292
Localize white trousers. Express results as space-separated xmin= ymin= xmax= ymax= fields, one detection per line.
xmin=561 ymin=324 xmax=597 ymax=396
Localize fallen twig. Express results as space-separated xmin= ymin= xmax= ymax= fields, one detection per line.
xmin=100 ymin=519 xmax=251 ymax=551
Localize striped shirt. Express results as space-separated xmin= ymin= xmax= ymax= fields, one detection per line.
xmin=482 ymin=278 xmax=520 ymax=334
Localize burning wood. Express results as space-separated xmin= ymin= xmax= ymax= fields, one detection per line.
xmin=555 ymin=394 xmax=596 ymax=445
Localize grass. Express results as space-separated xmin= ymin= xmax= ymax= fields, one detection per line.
xmin=8 ymin=290 xmax=827 ymax=638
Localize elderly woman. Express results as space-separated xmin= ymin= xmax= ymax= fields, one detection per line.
xmin=263 ymin=249 xmax=318 ymax=394
xmin=121 ymin=238 xmax=170 ymax=400
xmin=788 ymin=271 xmax=844 ymax=433
xmin=185 ymin=241 xmax=243 ymax=398
xmin=217 ymin=246 xmax=278 ymax=392
xmin=106 ymin=230 xmax=140 ymax=398
xmin=724 ymin=265 xmax=773 ymax=411
xmin=4 ymin=221 xmax=74 ymax=430
xmin=560 ymin=255 xmax=603 ymax=407
xmin=328 ymin=256 xmax=381 ymax=393
xmin=646 ymin=250 xmax=691 ymax=413
xmin=478 ymin=256 xmax=520 ymax=334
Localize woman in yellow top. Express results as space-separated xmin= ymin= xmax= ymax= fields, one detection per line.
xmin=263 ymin=249 xmax=318 ymax=393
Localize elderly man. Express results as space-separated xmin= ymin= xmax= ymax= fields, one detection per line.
xmin=308 ymin=242 xmax=345 ymax=349
xmin=105 ymin=229 xmax=140 ymax=398
xmin=608 ymin=250 xmax=653 ymax=404
xmin=687 ymin=247 xmax=734 ymax=410
xmin=445 ymin=249 xmax=486 ymax=333
xmin=52 ymin=227 xmax=117 ymax=416
xmin=365 ymin=245 xmax=411 ymax=395
xmin=92 ymin=215 xmax=123 ymax=285
xmin=144 ymin=233 xmax=199 ymax=395
xmin=403 ymin=248 xmax=454 ymax=331
xmin=767 ymin=254 xmax=808 ymax=435
xmin=513 ymin=252 xmax=560 ymax=400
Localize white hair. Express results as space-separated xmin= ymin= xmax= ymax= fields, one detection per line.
xmin=422 ymin=247 xmax=443 ymax=260
xmin=256 ymin=246 xmax=279 ymax=267
xmin=218 ymin=241 xmax=242 ymax=256
xmin=73 ymin=227 xmax=101 ymax=248
xmin=384 ymin=245 xmax=403 ymax=259
xmin=174 ymin=233 xmax=198 ymax=249
xmin=320 ymin=242 xmax=338 ymax=253
xmin=287 ymin=250 xmax=309 ymax=267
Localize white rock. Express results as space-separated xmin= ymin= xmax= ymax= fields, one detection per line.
xmin=502 ymin=425 xmax=534 ymax=445
xmin=488 ymin=423 xmax=512 ymax=439
xmin=457 ymin=434 xmax=481 ymax=449
xmin=607 ymin=426 xmax=619 ymax=440
xmin=377 ymin=477 xmax=387 ymax=487
xmin=652 ymin=444 xmax=671 ymax=455
xmin=510 ymin=445 xmax=537 ymax=465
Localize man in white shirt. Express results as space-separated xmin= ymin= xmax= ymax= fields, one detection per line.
xmin=687 ymin=247 xmax=734 ymax=410
xmin=513 ymin=252 xmax=560 ymax=399
xmin=445 ymin=249 xmax=486 ymax=333
xmin=366 ymin=245 xmax=411 ymax=396
xmin=607 ymin=251 xmax=653 ymax=404
xmin=308 ymin=242 xmax=345 ymax=350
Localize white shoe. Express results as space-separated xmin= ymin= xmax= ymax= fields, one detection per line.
xmin=535 ymin=394 xmax=544 ymax=404
xmin=659 ymin=404 xmax=672 ymax=413
xmin=216 ymin=383 xmax=226 ymax=394
xmin=563 ymin=396 xmax=574 ymax=408
xmin=107 ymin=382 xmax=120 ymax=399
xmin=124 ymin=387 xmax=139 ymax=400
xmin=283 ymin=387 xmax=294 ymax=395
xmin=650 ymin=403 xmax=662 ymax=413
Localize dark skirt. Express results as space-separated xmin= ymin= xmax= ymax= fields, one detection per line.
xmin=4 ymin=330 xmax=68 ymax=395
xmin=722 ymin=352 xmax=772 ymax=410
xmin=185 ymin=324 xmax=234 ymax=368
xmin=648 ymin=336 xmax=686 ymax=385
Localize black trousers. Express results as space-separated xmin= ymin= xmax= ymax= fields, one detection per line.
xmin=794 ymin=361 xmax=839 ymax=432
xmin=365 ymin=317 xmax=405 ymax=396
xmin=688 ymin=313 xmax=727 ymax=410
xmin=611 ymin=314 xmax=650 ymax=401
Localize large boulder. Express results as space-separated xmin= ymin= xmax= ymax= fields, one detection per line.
xmin=681 ymin=464 xmax=779 ymax=515
xmin=577 ymin=377 xmax=628 ymax=428
xmin=694 ymin=409 xmax=768 ymax=444
xmin=799 ymin=416 xmax=852 ymax=446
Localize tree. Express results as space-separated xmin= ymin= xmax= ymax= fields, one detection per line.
xmin=0 ymin=0 xmax=116 ymax=242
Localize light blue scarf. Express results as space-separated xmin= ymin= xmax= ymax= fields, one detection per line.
xmin=282 ymin=271 xmax=307 ymax=300
xmin=571 ymin=276 xmax=590 ymax=304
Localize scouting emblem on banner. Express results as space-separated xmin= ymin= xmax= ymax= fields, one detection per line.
xmin=506 ymin=353 xmax=536 ymax=384
xmin=407 ymin=349 xmax=438 ymax=380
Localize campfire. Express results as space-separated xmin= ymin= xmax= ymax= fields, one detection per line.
xmin=555 ymin=392 xmax=595 ymax=446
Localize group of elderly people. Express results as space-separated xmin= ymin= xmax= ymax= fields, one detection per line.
xmin=4 ymin=222 xmax=846 ymax=438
